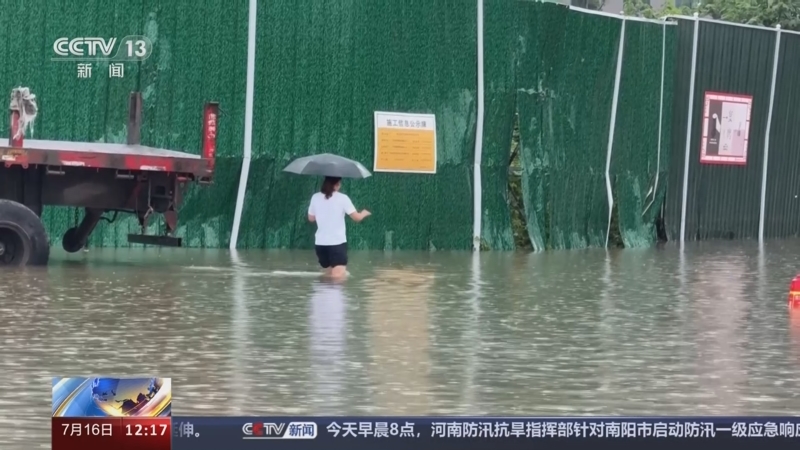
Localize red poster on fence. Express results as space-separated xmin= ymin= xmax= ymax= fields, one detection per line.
xmin=699 ymin=91 xmax=753 ymax=165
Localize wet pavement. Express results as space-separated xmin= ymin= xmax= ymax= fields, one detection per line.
xmin=3 ymin=241 xmax=800 ymax=448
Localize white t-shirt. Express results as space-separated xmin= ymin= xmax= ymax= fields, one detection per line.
xmin=308 ymin=192 xmax=356 ymax=246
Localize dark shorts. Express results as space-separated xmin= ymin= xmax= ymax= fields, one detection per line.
xmin=315 ymin=243 xmax=348 ymax=268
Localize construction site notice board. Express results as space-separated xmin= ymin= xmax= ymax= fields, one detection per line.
xmin=373 ymin=112 xmax=437 ymax=174
xmin=699 ymin=91 xmax=752 ymax=166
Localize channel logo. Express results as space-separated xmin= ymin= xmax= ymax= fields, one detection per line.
xmin=242 ymin=422 xmax=317 ymax=439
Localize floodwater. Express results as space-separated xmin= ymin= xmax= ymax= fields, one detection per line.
xmin=3 ymin=241 xmax=800 ymax=448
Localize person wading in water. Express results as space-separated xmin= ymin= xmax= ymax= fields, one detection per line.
xmin=307 ymin=176 xmax=371 ymax=279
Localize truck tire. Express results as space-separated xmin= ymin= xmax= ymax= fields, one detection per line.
xmin=0 ymin=199 xmax=50 ymax=266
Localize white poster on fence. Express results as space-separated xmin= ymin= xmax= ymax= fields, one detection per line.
xmin=373 ymin=112 xmax=437 ymax=174
xmin=700 ymin=91 xmax=753 ymax=165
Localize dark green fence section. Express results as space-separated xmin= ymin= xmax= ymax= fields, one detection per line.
xmin=486 ymin=2 xmax=675 ymax=251
xmin=237 ymin=0 xmax=478 ymax=250
xmin=664 ymin=18 xmax=693 ymax=242
xmin=479 ymin=0 xmax=520 ymax=251
xmin=764 ymin=32 xmax=800 ymax=239
xmin=612 ymin=20 xmax=676 ymax=248
xmin=0 ymin=0 xmax=248 ymax=249
xmin=664 ymin=19 xmax=776 ymax=241
xmin=516 ymin=3 xmax=620 ymax=250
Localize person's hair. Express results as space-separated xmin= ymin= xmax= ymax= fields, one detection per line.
xmin=320 ymin=177 xmax=341 ymax=199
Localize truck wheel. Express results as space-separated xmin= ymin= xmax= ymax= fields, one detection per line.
xmin=0 ymin=199 xmax=50 ymax=266
xmin=62 ymin=227 xmax=85 ymax=253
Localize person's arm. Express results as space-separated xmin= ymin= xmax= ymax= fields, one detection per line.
xmin=308 ymin=199 xmax=316 ymax=223
xmin=344 ymin=196 xmax=371 ymax=222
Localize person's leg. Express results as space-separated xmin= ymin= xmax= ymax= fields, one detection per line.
xmin=315 ymin=245 xmax=331 ymax=274
xmin=328 ymin=243 xmax=348 ymax=279
xmin=330 ymin=265 xmax=347 ymax=278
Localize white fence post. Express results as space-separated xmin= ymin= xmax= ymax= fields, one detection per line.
xmin=604 ymin=15 xmax=626 ymax=248
xmin=679 ymin=13 xmax=700 ymax=247
xmin=643 ymin=20 xmax=668 ymax=217
xmin=472 ymin=0 xmax=485 ymax=252
xmin=759 ymin=25 xmax=782 ymax=244
xmin=229 ymin=0 xmax=258 ymax=250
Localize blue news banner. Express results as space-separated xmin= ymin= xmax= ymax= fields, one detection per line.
xmin=170 ymin=416 xmax=800 ymax=449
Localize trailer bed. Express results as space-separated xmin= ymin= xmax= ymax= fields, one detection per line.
xmin=0 ymin=138 xmax=211 ymax=178
xmin=0 ymin=89 xmax=219 ymax=266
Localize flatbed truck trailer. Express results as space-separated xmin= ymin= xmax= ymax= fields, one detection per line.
xmin=0 ymin=89 xmax=218 ymax=266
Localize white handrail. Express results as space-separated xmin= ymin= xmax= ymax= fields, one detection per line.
xmin=663 ymin=14 xmax=800 ymax=36
xmin=571 ymin=5 xmax=678 ymax=25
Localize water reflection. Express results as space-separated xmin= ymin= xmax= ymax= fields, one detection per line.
xmin=789 ymin=308 xmax=800 ymax=367
xmin=363 ymin=268 xmax=435 ymax=413
xmin=596 ymin=251 xmax=615 ymax=397
xmin=228 ymin=251 xmax=250 ymax=414
xmin=309 ymin=279 xmax=348 ymax=414
xmin=690 ymin=252 xmax=748 ymax=414
xmin=3 ymin=242 xmax=800 ymax=449
xmin=460 ymin=253 xmax=483 ymax=411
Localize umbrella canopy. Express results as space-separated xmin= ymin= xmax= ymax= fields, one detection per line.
xmin=283 ymin=153 xmax=372 ymax=179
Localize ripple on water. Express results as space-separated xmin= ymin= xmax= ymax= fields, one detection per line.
xmin=2 ymin=244 xmax=800 ymax=448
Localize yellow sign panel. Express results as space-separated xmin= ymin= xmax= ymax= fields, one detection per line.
xmin=374 ymin=112 xmax=437 ymax=174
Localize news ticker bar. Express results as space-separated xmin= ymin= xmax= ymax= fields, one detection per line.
xmin=176 ymin=416 xmax=800 ymax=450
xmin=53 ymin=417 xmax=800 ymax=450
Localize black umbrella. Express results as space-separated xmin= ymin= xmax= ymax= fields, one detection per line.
xmin=283 ymin=153 xmax=372 ymax=179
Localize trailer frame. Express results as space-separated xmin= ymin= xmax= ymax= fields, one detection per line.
xmin=0 ymin=90 xmax=218 ymax=266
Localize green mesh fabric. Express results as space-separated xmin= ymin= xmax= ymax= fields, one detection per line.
xmin=237 ymin=0 xmax=478 ymax=250
xmin=515 ymin=2 xmax=619 ymax=250
xmin=490 ymin=2 xmax=677 ymax=251
xmin=479 ymin=0 xmax=520 ymax=251
xmin=611 ymin=20 xmax=676 ymax=248
xmin=0 ymin=0 xmax=679 ymax=252
xmin=0 ymin=0 xmax=248 ymax=249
